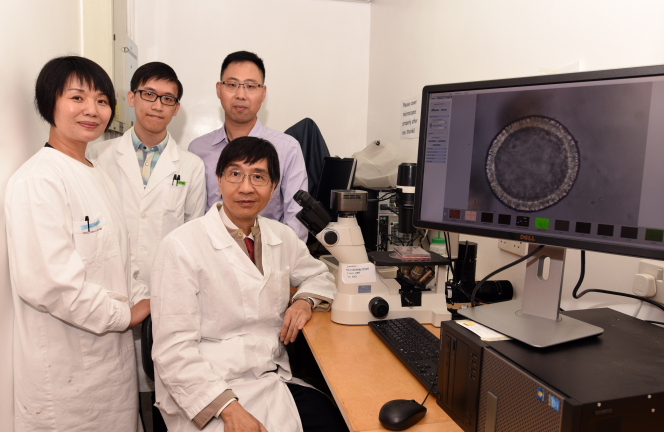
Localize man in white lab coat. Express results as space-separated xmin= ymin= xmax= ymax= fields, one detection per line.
xmin=88 ymin=62 xmax=206 ymax=430
xmin=151 ymin=137 xmax=349 ymax=431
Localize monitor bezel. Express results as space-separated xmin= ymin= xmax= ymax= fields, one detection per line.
xmin=413 ymin=64 xmax=664 ymax=261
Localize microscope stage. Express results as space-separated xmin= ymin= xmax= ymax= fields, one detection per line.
xmin=368 ymin=251 xmax=451 ymax=267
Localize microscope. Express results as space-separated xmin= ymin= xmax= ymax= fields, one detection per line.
xmin=295 ymin=166 xmax=452 ymax=327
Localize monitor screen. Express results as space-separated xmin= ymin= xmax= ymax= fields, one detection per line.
xmin=316 ymin=156 xmax=357 ymax=216
xmin=414 ymin=65 xmax=664 ymax=261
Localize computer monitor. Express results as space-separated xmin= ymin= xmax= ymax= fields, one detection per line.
xmin=316 ymin=156 xmax=357 ymax=217
xmin=414 ymin=65 xmax=664 ymax=347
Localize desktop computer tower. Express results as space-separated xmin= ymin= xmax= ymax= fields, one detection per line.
xmin=436 ymin=308 xmax=664 ymax=432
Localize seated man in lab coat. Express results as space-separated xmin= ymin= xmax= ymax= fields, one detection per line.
xmin=151 ymin=137 xmax=348 ymax=432
xmin=87 ymin=62 xmax=206 ymax=431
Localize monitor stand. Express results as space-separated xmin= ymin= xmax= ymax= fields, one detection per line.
xmin=458 ymin=244 xmax=604 ymax=348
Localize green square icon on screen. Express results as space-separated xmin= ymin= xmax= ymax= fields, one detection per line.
xmin=645 ymin=229 xmax=664 ymax=242
xmin=535 ymin=218 xmax=550 ymax=230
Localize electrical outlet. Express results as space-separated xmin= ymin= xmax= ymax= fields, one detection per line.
xmin=633 ymin=259 xmax=664 ymax=299
xmin=498 ymin=240 xmax=527 ymax=256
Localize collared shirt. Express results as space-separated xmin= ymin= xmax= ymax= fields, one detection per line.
xmin=218 ymin=203 xmax=258 ymax=241
xmin=188 ymin=119 xmax=308 ymax=242
xmin=132 ymin=128 xmax=169 ymax=186
xmin=218 ymin=204 xmax=263 ymax=275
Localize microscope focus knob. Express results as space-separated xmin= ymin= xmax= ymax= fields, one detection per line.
xmin=369 ymin=297 xmax=389 ymax=319
xmin=322 ymin=229 xmax=339 ymax=246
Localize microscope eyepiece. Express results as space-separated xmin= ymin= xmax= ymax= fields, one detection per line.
xmin=294 ymin=190 xmax=332 ymax=236
xmin=294 ymin=190 xmax=315 ymax=208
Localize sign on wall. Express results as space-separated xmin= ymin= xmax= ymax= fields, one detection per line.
xmin=400 ymin=96 xmax=420 ymax=139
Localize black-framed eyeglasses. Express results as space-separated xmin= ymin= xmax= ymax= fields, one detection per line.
xmin=134 ymin=90 xmax=179 ymax=106
xmin=222 ymin=170 xmax=270 ymax=186
xmin=220 ymin=81 xmax=265 ymax=94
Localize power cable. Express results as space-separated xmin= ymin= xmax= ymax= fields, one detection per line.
xmin=368 ymin=193 xmax=397 ymax=203
xmin=420 ymin=372 xmax=437 ymax=406
xmin=470 ymin=245 xmax=545 ymax=307
xmin=572 ymin=250 xmax=664 ymax=314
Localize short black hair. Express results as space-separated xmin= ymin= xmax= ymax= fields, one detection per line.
xmin=131 ymin=61 xmax=183 ymax=100
xmin=35 ymin=56 xmax=116 ymax=130
xmin=220 ymin=51 xmax=266 ymax=82
xmin=216 ymin=136 xmax=280 ymax=186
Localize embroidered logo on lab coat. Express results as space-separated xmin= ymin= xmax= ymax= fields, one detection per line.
xmin=81 ymin=219 xmax=102 ymax=233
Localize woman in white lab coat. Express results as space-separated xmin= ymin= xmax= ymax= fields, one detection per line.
xmin=5 ymin=56 xmax=150 ymax=432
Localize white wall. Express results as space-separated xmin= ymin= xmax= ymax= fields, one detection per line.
xmin=134 ymin=0 xmax=371 ymax=158
xmin=367 ymin=0 xmax=664 ymax=321
xmin=0 ymin=1 xmax=85 ymax=428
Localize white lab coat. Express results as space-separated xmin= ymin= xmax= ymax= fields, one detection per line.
xmin=88 ymin=129 xmax=206 ymax=391
xmin=5 ymin=147 xmax=149 ymax=432
xmin=150 ymin=206 xmax=336 ymax=432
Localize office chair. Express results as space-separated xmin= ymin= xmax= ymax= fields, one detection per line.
xmin=141 ymin=315 xmax=154 ymax=381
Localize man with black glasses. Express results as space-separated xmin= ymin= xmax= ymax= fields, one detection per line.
xmin=151 ymin=137 xmax=347 ymax=432
xmin=88 ymin=61 xmax=206 ymax=431
xmin=188 ymin=51 xmax=309 ymax=242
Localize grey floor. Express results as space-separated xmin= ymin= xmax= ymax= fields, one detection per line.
xmin=140 ymin=392 xmax=154 ymax=432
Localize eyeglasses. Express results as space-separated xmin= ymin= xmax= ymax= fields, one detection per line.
xmin=220 ymin=81 xmax=264 ymax=94
xmin=222 ymin=170 xmax=270 ymax=186
xmin=134 ymin=90 xmax=179 ymax=106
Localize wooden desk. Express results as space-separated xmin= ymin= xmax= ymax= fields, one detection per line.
xmin=301 ymin=312 xmax=462 ymax=432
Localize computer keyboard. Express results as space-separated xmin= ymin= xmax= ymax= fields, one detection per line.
xmin=369 ymin=318 xmax=440 ymax=393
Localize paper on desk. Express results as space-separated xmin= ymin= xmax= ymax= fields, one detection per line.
xmin=455 ymin=320 xmax=511 ymax=341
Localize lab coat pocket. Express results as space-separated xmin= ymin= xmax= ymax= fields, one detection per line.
xmin=79 ymin=290 xmax=130 ymax=369
xmin=199 ymin=337 xmax=247 ymax=381
xmin=162 ymin=185 xmax=187 ymax=234
xmin=78 ymin=323 xmax=133 ymax=370
xmin=72 ymin=215 xmax=118 ymax=266
xmin=106 ymin=291 xmax=129 ymax=303
xmin=271 ymin=267 xmax=291 ymax=315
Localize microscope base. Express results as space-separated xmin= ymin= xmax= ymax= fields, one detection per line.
xmin=331 ymin=291 xmax=452 ymax=327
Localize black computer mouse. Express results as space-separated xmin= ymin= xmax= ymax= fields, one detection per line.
xmin=378 ymin=399 xmax=427 ymax=431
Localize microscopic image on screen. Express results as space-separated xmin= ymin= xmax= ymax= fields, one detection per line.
xmin=486 ymin=116 xmax=579 ymax=211
xmin=467 ymin=82 xmax=652 ymax=227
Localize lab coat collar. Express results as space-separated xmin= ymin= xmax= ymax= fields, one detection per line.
xmin=205 ymin=203 xmax=282 ymax=248
xmin=115 ymin=128 xmax=181 ymax=196
xmin=255 ymin=216 xmax=283 ymax=291
xmin=204 ymin=204 xmax=235 ymax=250
xmin=257 ymin=216 xmax=283 ymax=247
xmin=204 ymin=204 xmax=264 ymax=280
xmin=115 ymin=130 xmax=146 ymax=196
xmin=211 ymin=118 xmax=265 ymax=146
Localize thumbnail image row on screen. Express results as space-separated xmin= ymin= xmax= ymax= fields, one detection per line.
xmin=447 ymin=209 xmax=664 ymax=243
